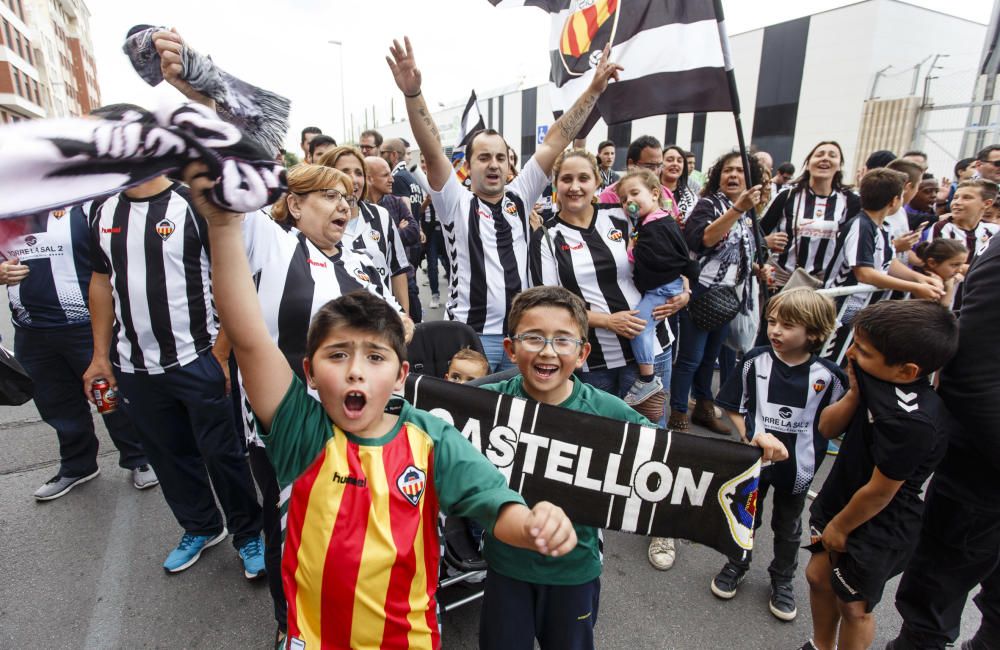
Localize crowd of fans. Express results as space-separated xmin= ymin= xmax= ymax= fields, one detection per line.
xmin=1 ymin=30 xmax=998 ymax=650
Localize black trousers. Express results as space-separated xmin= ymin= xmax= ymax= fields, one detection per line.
xmin=116 ymin=352 xmax=261 ymax=548
xmin=14 ymin=324 xmax=146 ymax=476
xmin=248 ymin=444 xmax=286 ymax=631
xmin=892 ymin=481 xmax=1000 ymax=649
xmin=728 ymin=477 xmax=808 ymax=584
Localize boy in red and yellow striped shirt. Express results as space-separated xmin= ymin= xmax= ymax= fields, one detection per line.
xmin=190 ymin=166 xmax=578 ymax=650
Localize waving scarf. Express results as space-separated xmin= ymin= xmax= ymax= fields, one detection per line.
xmin=123 ymin=24 xmax=290 ymax=156
xmin=0 ymin=102 xmax=287 ymax=219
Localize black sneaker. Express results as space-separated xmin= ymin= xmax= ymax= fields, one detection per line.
xmin=798 ymin=641 xmax=818 ymax=650
xmin=710 ymin=561 xmax=747 ymax=599
xmin=769 ymin=580 xmax=797 ymax=621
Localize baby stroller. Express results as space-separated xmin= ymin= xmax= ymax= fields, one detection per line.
xmin=406 ymin=321 xmax=495 ymax=612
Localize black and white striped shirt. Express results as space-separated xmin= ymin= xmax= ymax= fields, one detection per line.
xmin=761 ymin=186 xmax=860 ymax=284
xmin=91 ymin=184 xmax=216 ymax=374
xmin=240 ymin=209 xmax=402 ymax=446
xmin=718 ymin=347 xmax=846 ymax=494
xmin=342 ymin=201 xmax=411 ymax=294
xmin=529 ymin=205 xmax=670 ymax=371
xmin=430 ymin=158 xmax=549 ymax=334
xmin=3 ymin=205 xmax=92 ymax=329
xmin=824 ymin=212 xmax=892 ymax=324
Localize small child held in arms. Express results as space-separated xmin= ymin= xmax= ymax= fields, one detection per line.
xmin=713 ymin=288 xmax=846 ymax=622
xmin=801 ymin=300 xmax=959 ymax=650
xmin=913 ymin=238 xmax=967 ymax=310
xmin=618 ymin=168 xmax=699 ymax=406
xmin=445 ymin=347 xmax=490 ymax=384
xmin=186 ymin=166 xmax=578 ymax=650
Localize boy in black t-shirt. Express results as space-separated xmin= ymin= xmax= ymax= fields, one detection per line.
xmin=714 ymin=289 xmax=846 ymax=622
xmin=801 ymin=300 xmax=959 ymax=650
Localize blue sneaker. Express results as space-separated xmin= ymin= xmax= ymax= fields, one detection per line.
xmin=238 ymin=535 xmax=266 ymax=580
xmin=163 ymin=529 xmax=228 ymax=573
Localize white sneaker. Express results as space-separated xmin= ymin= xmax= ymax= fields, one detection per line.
xmin=132 ymin=464 xmax=159 ymax=490
xmin=33 ymin=469 xmax=100 ymax=501
xmin=430 ymin=294 xmax=440 ymax=309
xmin=647 ymin=537 xmax=676 ymax=570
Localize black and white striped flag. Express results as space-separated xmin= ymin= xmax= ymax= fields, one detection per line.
xmin=452 ymin=91 xmax=487 ymax=186
xmin=489 ymin=0 xmax=735 ymax=123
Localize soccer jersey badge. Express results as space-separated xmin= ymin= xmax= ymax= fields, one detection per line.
xmin=368 ymin=230 xmax=381 ymax=243
xmin=51 ymin=209 xmax=66 ymax=219
xmin=813 ymin=378 xmax=827 ymax=393
xmin=354 ymin=268 xmax=371 ymax=283
xmin=502 ymin=197 xmax=518 ymax=216
xmin=396 ymin=465 xmax=426 ymax=506
xmin=607 ymin=228 xmax=623 ymax=242
xmin=155 ymin=218 xmax=175 ymax=241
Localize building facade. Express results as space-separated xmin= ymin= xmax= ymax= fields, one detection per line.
xmin=376 ymin=0 xmax=985 ymax=180
xmin=0 ymin=0 xmax=98 ymax=123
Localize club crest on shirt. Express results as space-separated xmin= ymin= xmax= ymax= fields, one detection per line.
xmin=607 ymin=227 xmax=623 ymax=242
xmin=368 ymin=229 xmax=381 ymax=243
xmin=51 ymin=209 xmax=66 ymax=219
xmin=502 ymin=197 xmax=518 ymax=216
xmin=813 ymin=378 xmax=827 ymax=393
xmin=396 ymin=465 xmax=426 ymax=506
xmin=354 ymin=268 xmax=371 ymax=283
xmin=155 ymin=218 xmax=175 ymax=241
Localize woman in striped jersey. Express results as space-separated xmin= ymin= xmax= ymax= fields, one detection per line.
xmin=529 ymin=149 xmax=690 ymax=572
xmin=317 ymin=146 xmax=413 ymax=313
xmin=761 ymin=141 xmax=861 ymax=288
xmin=239 ymin=164 xmax=407 ymax=648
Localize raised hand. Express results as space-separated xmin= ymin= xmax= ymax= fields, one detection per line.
xmin=152 ymin=29 xmax=213 ymax=107
xmin=587 ymin=43 xmax=624 ymax=95
xmin=386 ymin=37 xmax=422 ymax=97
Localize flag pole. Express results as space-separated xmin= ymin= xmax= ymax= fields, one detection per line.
xmin=714 ymin=0 xmax=770 ymax=318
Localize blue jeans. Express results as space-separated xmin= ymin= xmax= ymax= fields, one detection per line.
xmin=478 ymin=334 xmax=516 ymax=373
xmin=670 ymin=309 xmax=729 ymax=413
xmin=14 ymin=323 xmax=147 ymax=476
xmin=631 ymin=279 xmax=684 ymax=366
xmin=425 ymin=228 xmax=449 ymax=296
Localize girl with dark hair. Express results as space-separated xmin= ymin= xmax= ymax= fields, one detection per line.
xmin=760 ymin=141 xmax=860 ymax=287
xmin=669 ymin=151 xmax=765 ymax=433
xmin=661 ymin=145 xmax=698 ymax=224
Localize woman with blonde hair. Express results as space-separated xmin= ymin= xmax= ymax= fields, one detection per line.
xmin=317 ymin=146 xmax=413 ymax=312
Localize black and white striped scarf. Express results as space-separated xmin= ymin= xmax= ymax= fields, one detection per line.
xmin=123 ymin=24 xmax=290 ymax=156
xmin=0 ymin=103 xmax=287 ymax=219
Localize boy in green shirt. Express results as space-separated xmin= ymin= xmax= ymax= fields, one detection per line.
xmin=183 ymin=164 xmax=578 ymax=650
xmin=477 ymin=286 xmax=652 ymax=649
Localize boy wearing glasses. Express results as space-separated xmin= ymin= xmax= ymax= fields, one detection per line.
xmin=478 ymin=286 xmax=653 ymax=650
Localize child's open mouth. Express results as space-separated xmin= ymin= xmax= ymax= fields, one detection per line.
xmin=344 ymin=391 xmax=367 ymax=417
xmin=533 ymin=364 xmax=559 ymax=380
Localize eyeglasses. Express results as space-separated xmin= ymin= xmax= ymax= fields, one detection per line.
xmin=980 ymin=160 xmax=1000 ymax=168
xmin=296 ymin=189 xmax=356 ymax=206
xmin=636 ymin=162 xmax=664 ymax=172
xmin=509 ymin=333 xmax=584 ymax=355
xmin=359 ymin=144 xmax=376 ymax=152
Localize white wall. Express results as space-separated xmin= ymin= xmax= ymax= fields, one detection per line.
xmin=702 ymin=26 xmax=764 ymax=166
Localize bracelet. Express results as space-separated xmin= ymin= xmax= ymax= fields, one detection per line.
xmin=404 ymin=90 xmax=422 ymax=98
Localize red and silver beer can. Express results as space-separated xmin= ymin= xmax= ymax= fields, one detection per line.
xmin=91 ymin=378 xmax=118 ymax=414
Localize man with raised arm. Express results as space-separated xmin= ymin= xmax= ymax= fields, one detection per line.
xmin=387 ymin=37 xmax=621 ymax=371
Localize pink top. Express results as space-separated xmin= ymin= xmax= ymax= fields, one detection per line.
xmin=626 ymin=208 xmax=671 ymax=263
xmin=599 ymin=181 xmax=679 ymax=218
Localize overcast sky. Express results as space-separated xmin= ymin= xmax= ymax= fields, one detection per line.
xmin=86 ymin=0 xmax=992 ymax=153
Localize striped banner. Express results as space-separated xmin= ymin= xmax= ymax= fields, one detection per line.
xmin=405 ymin=374 xmax=762 ymax=559
xmin=490 ymin=0 xmax=734 ymax=124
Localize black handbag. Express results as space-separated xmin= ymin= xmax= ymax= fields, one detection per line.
xmin=0 ymin=344 xmax=33 ymax=406
xmin=688 ymin=284 xmax=740 ymax=331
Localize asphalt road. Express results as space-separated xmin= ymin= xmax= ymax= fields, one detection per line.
xmin=0 ymin=271 xmax=984 ymax=649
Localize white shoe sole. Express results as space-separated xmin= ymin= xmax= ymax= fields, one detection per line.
xmin=34 ymin=469 xmax=100 ymax=501
xmin=164 ymin=528 xmax=228 ymax=574
xmin=711 ymin=577 xmax=743 ymax=599
xmin=769 ymin=600 xmax=797 ymax=621
xmin=132 ymin=475 xmax=160 ymax=490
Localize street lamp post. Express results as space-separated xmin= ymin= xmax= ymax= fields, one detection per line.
xmin=328 ymin=40 xmax=348 ymax=143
